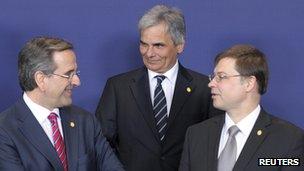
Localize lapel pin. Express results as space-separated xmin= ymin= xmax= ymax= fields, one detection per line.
xmin=257 ymin=129 xmax=262 ymax=136
xmin=186 ymin=87 xmax=191 ymax=93
xmin=70 ymin=121 xmax=75 ymax=128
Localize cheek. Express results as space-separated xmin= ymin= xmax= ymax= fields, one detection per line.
xmin=139 ymin=47 xmax=146 ymax=55
xmin=55 ymin=82 xmax=70 ymax=93
xmin=219 ymin=84 xmax=236 ymax=97
xmin=223 ymin=85 xmax=244 ymax=100
xmin=164 ymin=50 xmax=177 ymax=62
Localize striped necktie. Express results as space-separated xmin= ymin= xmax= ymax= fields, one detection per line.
xmin=153 ymin=75 xmax=168 ymax=141
xmin=48 ymin=113 xmax=68 ymax=171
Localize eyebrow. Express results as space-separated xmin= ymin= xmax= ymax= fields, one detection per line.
xmin=153 ymin=42 xmax=165 ymax=46
xmin=215 ymin=71 xmax=227 ymax=75
xmin=63 ymin=69 xmax=76 ymax=76
xmin=140 ymin=40 xmax=165 ymax=46
xmin=139 ymin=40 xmax=147 ymax=45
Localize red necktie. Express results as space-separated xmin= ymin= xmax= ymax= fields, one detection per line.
xmin=48 ymin=113 xmax=68 ymax=171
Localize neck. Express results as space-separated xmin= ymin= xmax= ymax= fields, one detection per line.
xmin=25 ymin=90 xmax=54 ymax=111
xmin=227 ymin=103 xmax=259 ymax=124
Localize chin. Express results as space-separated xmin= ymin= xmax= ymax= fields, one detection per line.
xmin=213 ymin=103 xmax=224 ymax=111
xmin=147 ymin=65 xmax=160 ymax=71
xmin=60 ymin=99 xmax=72 ymax=107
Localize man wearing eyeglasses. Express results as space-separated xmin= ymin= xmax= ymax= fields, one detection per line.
xmin=179 ymin=44 xmax=304 ymax=171
xmin=0 ymin=37 xmax=124 ymax=171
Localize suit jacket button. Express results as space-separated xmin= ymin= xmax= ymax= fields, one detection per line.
xmin=161 ymin=156 xmax=165 ymax=160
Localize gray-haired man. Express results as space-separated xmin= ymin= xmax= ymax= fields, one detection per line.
xmin=96 ymin=5 xmax=222 ymax=171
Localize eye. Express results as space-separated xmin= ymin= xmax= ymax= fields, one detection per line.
xmin=218 ymin=74 xmax=227 ymax=80
xmin=139 ymin=41 xmax=148 ymax=48
xmin=154 ymin=43 xmax=164 ymax=49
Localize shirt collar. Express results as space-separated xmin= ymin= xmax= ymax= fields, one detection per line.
xmin=148 ymin=60 xmax=179 ymax=84
xmin=23 ymin=93 xmax=60 ymax=124
xmin=223 ymin=105 xmax=261 ymax=136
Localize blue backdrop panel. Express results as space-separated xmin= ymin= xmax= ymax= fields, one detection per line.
xmin=0 ymin=0 xmax=303 ymax=128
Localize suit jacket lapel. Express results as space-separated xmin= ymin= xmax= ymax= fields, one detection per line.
xmin=129 ymin=67 xmax=161 ymax=144
xmin=207 ymin=115 xmax=225 ymax=171
xmin=60 ymin=107 xmax=78 ymax=171
xmin=16 ymin=100 xmax=63 ymax=170
xmin=167 ymin=64 xmax=193 ymax=129
xmin=233 ymin=109 xmax=271 ymax=171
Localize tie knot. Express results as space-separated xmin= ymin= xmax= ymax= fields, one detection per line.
xmin=48 ymin=112 xmax=58 ymax=122
xmin=155 ymin=75 xmax=166 ymax=84
xmin=228 ymin=125 xmax=240 ymax=137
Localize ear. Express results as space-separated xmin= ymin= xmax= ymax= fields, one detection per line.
xmin=34 ymin=71 xmax=48 ymax=92
xmin=176 ymin=43 xmax=185 ymax=54
xmin=244 ymin=76 xmax=257 ymax=92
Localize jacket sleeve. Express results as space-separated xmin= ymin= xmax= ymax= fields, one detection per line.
xmin=93 ymin=114 xmax=125 ymax=171
xmin=179 ymin=128 xmax=191 ymax=171
xmin=95 ymin=79 xmax=119 ymax=150
xmin=282 ymin=128 xmax=304 ymax=171
xmin=0 ymin=127 xmax=24 ymax=171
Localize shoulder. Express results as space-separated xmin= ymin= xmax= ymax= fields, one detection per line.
xmin=0 ymin=101 xmax=21 ymax=127
xmin=179 ymin=65 xmax=210 ymax=84
xmin=187 ymin=114 xmax=223 ymax=135
xmin=60 ymin=105 xmax=100 ymax=129
xmin=106 ymin=67 xmax=145 ymax=83
xmin=267 ymin=113 xmax=304 ymax=137
xmin=185 ymin=68 xmax=209 ymax=80
xmin=60 ymin=105 xmax=92 ymax=118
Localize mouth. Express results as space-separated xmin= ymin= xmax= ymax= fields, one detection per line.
xmin=146 ymin=59 xmax=161 ymax=64
xmin=144 ymin=56 xmax=161 ymax=61
xmin=64 ymin=89 xmax=72 ymax=96
xmin=211 ymin=92 xmax=220 ymax=99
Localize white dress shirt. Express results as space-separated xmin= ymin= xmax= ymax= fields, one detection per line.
xmin=148 ymin=60 xmax=179 ymax=116
xmin=23 ymin=93 xmax=64 ymax=146
xmin=218 ymin=105 xmax=261 ymax=160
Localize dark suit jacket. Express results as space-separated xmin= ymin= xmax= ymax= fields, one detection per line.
xmin=179 ymin=109 xmax=304 ymax=171
xmin=95 ymin=64 xmax=222 ymax=171
xmin=0 ymin=99 xmax=124 ymax=171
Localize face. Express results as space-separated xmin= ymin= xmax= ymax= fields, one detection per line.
xmin=43 ymin=50 xmax=80 ymax=109
xmin=208 ymin=58 xmax=247 ymax=112
xmin=139 ymin=23 xmax=184 ymax=73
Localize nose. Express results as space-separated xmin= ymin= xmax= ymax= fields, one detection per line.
xmin=146 ymin=46 xmax=155 ymax=57
xmin=71 ymin=74 xmax=81 ymax=87
xmin=208 ymin=78 xmax=216 ymax=88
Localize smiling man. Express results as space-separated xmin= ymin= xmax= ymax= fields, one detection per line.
xmin=95 ymin=5 xmax=222 ymax=171
xmin=0 ymin=37 xmax=124 ymax=171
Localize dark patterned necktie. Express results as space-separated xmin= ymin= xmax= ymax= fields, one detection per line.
xmin=153 ymin=75 xmax=168 ymax=141
xmin=48 ymin=113 xmax=68 ymax=171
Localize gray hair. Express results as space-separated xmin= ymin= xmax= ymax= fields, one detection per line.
xmin=138 ymin=5 xmax=185 ymax=45
xmin=18 ymin=36 xmax=73 ymax=91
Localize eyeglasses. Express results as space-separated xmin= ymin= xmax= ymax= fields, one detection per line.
xmin=209 ymin=73 xmax=243 ymax=83
xmin=51 ymin=70 xmax=80 ymax=80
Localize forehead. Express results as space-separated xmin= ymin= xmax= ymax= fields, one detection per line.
xmin=214 ymin=57 xmax=238 ymax=74
xmin=52 ymin=50 xmax=77 ymax=70
xmin=140 ymin=23 xmax=172 ymax=41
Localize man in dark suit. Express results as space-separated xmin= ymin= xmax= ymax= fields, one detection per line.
xmin=0 ymin=37 xmax=124 ymax=171
xmin=95 ymin=5 xmax=221 ymax=171
xmin=179 ymin=44 xmax=304 ymax=171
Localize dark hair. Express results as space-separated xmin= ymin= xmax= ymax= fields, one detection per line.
xmin=215 ymin=44 xmax=269 ymax=95
xmin=138 ymin=5 xmax=185 ymax=45
xmin=18 ymin=36 xmax=73 ymax=91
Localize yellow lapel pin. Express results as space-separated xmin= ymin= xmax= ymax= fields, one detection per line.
xmin=186 ymin=87 xmax=191 ymax=93
xmin=70 ymin=121 xmax=75 ymax=128
xmin=257 ymin=129 xmax=262 ymax=136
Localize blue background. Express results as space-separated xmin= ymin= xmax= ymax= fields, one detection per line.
xmin=1 ymin=0 xmax=303 ymax=128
